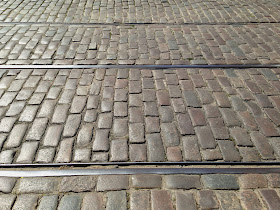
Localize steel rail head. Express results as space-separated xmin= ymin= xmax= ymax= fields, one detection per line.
xmin=0 ymin=21 xmax=279 ymax=26
xmin=1 ymin=161 xmax=280 ymax=168
xmin=1 ymin=167 xmax=280 ymax=177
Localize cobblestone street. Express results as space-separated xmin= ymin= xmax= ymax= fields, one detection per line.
xmin=0 ymin=0 xmax=280 ymax=209
xmin=0 ymin=0 xmax=280 ymax=24
xmin=1 ymin=173 xmax=280 ymax=209
xmin=0 ymin=24 xmax=279 ymax=65
xmin=0 ymin=68 xmax=279 ymax=164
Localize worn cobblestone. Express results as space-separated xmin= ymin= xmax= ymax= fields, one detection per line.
xmin=0 ymin=0 xmax=280 ymax=24
xmin=0 ymin=173 xmax=278 ymax=208
xmin=0 ymin=24 xmax=279 ymax=64
xmin=0 ymin=68 xmax=277 ymax=163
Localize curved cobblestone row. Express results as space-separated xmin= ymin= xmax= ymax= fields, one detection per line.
xmin=0 ymin=0 xmax=280 ymax=24
xmin=0 ymin=68 xmax=278 ymax=163
xmin=0 ymin=173 xmax=280 ymax=209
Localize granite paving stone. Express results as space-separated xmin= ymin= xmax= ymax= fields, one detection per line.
xmin=0 ymin=195 xmax=16 ymax=210
xmin=0 ymin=177 xmax=16 ymax=193
xmin=96 ymin=175 xmax=129 ymax=191
xmin=202 ymin=174 xmax=239 ymax=190
xmin=17 ymin=177 xmax=59 ymax=194
xmin=130 ymin=191 xmax=149 ymax=210
xmin=12 ymin=194 xmax=39 ymax=210
xmin=0 ymin=173 xmax=279 ymax=208
xmin=198 ymin=190 xmax=219 ymax=209
xmin=37 ymin=195 xmax=59 ymax=210
xmin=0 ymin=0 xmax=280 ymax=24
xmin=59 ymin=176 xmax=96 ymax=192
xmin=0 ymin=68 xmax=277 ymax=163
xmin=215 ymin=191 xmax=242 ymax=210
xmin=57 ymin=195 xmax=82 ymax=210
xmin=106 ymin=191 xmax=127 ymax=210
xmin=176 ymin=192 xmax=197 ymax=210
xmin=131 ymin=175 xmax=162 ymax=189
xmin=0 ymin=24 xmax=279 ymax=64
xmin=259 ymin=189 xmax=280 ymax=210
xmin=81 ymin=193 xmax=104 ymax=210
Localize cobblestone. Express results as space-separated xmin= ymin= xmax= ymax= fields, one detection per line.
xmin=37 ymin=195 xmax=58 ymax=210
xmin=165 ymin=175 xmax=201 ymax=189
xmin=202 ymin=174 xmax=239 ymax=190
xmin=131 ymin=175 xmax=161 ymax=189
xmin=59 ymin=176 xmax=96 ymax=192
xmin=0 ymin=68 xmax=277 ymax=163
xmin=0 ymin=173 xmax=278 ymax=208
xmin=17 ymin=177 xmax=59 ymax=194
xmin=0 ymin=24 xmax=279 ymax=64
xmin=96 ymin=175 xmax=129 ymax=191
xmin=0 ymin=0 xmax=280 ymax=24
xmin=0 ymin=177 xmax=16 ymax=193
xmin=13 ymin=194 xmax=39 ymax=210
xmin=82 ymin=193 xmax=104 ymax=210
xmin=58 ymin=195 xmax=82 ymax=210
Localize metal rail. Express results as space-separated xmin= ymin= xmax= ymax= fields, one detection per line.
xmin=0 ymin=21 xmax=279 ymax=26
xmin=1 ymin=167 xmax=280 ymax=177
xmin=1 ymin=161 xmax=280 ymax=168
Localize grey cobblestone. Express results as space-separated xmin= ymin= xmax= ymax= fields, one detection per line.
xmin=63 ymin=114 xmax=81 ymax=137
xmin=0 ymin=68 xmax=277 ymax=163
xmin=0 ymin=150 xmax=14 ymax=163
xmin=5 ymin=124 xmax=28 ymax=148
xmin=130 ymin=191 xmax=149 ymax=210
xmin=147 ymin=133 xmax=165 ymax=162
xmin=0 ymin=24 xmax=279 ymax=64
xmin=0 ymin=0 xmax=279 ymax=24
xmin=37 ymin=195 xmax=58 ymax=210
xmin=43 ymin=125 xmax=63 ymax=147
xmin=36 ymin=148 xmax=56 ymax=163
xmin=57 ymin=195 xmax=82 ymax=210
xmin=106 ymin=191 xmax=127 ymax=210
xmin=97 ymin=175 xmax=129 ymax=191
xmin=0 ymin=173 xmax=279 ymax=208
xmin=202 ymin=174 xmax=239 ymax=190
xmin=17 ymin=177 xmax=59 ymax=193
xmin=92 ymin=129 xmax=110 ymax=152
xmin=0 ymin=177 xmax=16 ymax=193
xmin=176 ymin=192 xmax=197 ymax=210
xmin=81 ymin=193 xmax=104 ymax=210
xmin=132 ymin=175 xmax=161 ymax=189
xmin=165 ymin=175 xmax=201 ymax=189
xmin=0 ymin=195 xmax=16 ymax=210
xmin=16 ymin=141 xmax=38 ymax=163
xmin=13 ymin=194 xmax=39 ymax=210
xmin=56 ymin=138 xmax=74 ymax=163
xmin=59 ymin=176 xmax=96 ymax=192
xmin=26 ymin=118 xmax=48 ymax=140
xmin=110 ymin=139 xmax=128 ymax=161
xmin=216 ymin=191 xmax=242 ymax=209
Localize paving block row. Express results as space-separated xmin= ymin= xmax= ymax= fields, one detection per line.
xmin=0 ymin=0 xmax=279 ymax=24
xmin=0 ymin=173 xmax=280 ymax=209
xmin=0 ymin=68 xmax=279 ymax=163
xmin=0 ymin=24 xmax=279 ymax=65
